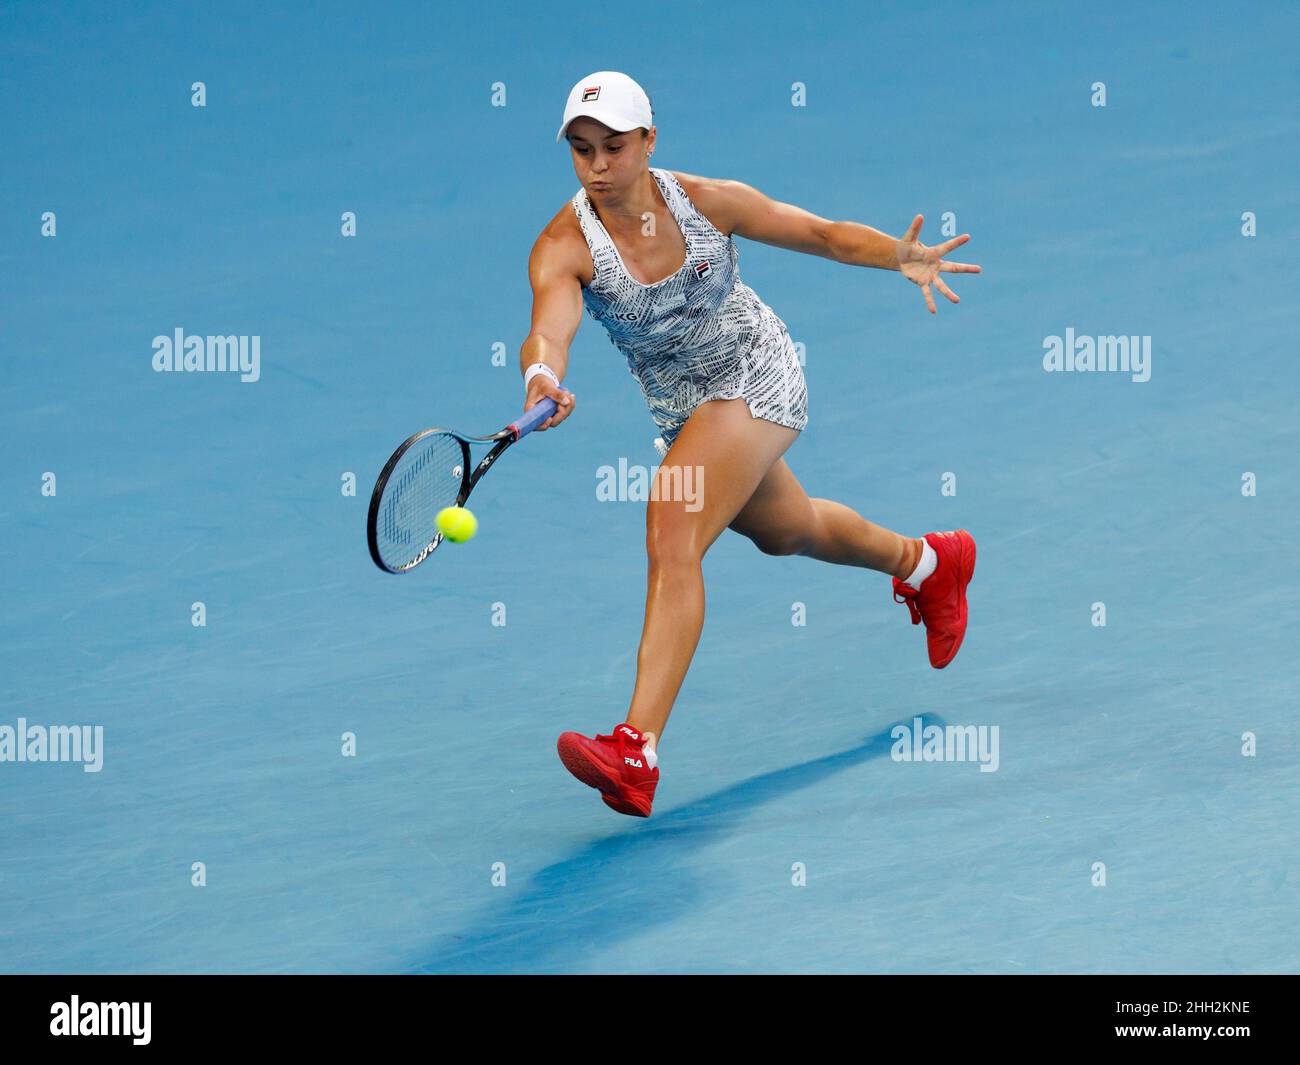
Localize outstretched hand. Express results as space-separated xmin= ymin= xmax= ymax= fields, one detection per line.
xmin=895 ymin=214 xmax=982 ymax=314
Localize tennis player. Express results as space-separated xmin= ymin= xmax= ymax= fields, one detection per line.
xmin=523 ymin=72 xmax=981 ymax=817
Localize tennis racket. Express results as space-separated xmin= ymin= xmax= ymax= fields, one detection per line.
xmin=366 ymin=396 xmax=558 ymax=573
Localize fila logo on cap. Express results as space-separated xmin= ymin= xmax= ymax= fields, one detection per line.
xmin=557 ymin=71 xmax=653 ymax=143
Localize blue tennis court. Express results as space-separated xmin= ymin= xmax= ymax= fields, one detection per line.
xmin=2 ymin=0 xmax=1297 ymax=973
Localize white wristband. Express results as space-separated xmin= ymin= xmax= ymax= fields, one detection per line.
xmin=524 ymin=362 xmax=561 ymax=389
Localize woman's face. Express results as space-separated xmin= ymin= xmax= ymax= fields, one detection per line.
xmin=565 ymin=116 xmax=654 ymax=198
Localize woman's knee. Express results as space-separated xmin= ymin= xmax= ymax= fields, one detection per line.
xmin=730 ymin=494 xmax=821 ymax=556
xmin=645 ymin=502 xmax=706 ymax=569
xmin=745 ymin=527 xmax=812 ymax=557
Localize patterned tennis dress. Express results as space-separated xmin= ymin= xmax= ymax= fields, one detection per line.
xmin=571 ymin=167 xmax=809 ymax=452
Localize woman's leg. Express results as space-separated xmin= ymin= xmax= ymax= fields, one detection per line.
xmin=624 ymin=399 xmax=799 ymax=743
xmin=730 ymin=459 xmax=976 ymax=674
xmin=728 ymin=458 xmax=924 ymax=578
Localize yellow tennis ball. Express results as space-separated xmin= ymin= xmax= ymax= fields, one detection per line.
xmin=436 ymin=505 xmax=477 ymax=543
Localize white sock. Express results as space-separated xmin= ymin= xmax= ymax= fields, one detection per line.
xmin=902 ymin=539 xmax=937 ymax=588
xmin=642 ymin=737 xmax=658 ymax=770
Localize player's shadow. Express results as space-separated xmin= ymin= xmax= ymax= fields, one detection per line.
xmin=412 ymin=715 xmax=944 ymax=973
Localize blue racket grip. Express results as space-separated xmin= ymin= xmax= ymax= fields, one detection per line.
xmin=509 ymin=396 xmax=559 ymax=441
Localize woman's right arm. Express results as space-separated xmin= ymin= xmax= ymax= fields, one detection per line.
xmin=520 ymin=227 xmax=585 ymax=431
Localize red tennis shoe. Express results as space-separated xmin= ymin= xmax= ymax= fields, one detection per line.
xmin=893 ymin=530 xmax=976 ymax=669
xmin=557 ymin=722 xmax=659 ymax=817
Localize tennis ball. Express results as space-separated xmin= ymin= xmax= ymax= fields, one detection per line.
xmin=436 ymin=505 xmax=478 ymax=543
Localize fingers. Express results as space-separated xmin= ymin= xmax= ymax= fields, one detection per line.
xmin=933 ymin=233 xmax=979 ymax=273
xmin=902 ymin=213 xmax=923 ymax=243
xmin=908 ymin=228 xmax=977 ymax=313
xmin=533 ymin=387 xmax=575 ymax=431
xmin=551 ymin=389 xmax=574 ymax=427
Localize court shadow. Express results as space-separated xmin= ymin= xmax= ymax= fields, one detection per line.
xmin=412 ymin=714 xmax=944 ymax=973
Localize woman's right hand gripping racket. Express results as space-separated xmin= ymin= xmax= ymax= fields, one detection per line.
xmin=367 ymin=396 xmax=559 ymax=573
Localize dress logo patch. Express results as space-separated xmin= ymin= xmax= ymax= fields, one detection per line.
xmin=694 ymin=260 xmax=712 ymax=280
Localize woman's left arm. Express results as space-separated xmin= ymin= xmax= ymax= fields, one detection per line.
xmin=684 ymin=174 xmax=981 ymax=314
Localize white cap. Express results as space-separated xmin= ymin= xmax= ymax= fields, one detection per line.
xmin=556 ymin=71 xmax=653 ymax=143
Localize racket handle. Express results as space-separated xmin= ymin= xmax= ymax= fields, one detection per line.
xmin=509 ymin=396 xmax=559 ymax=441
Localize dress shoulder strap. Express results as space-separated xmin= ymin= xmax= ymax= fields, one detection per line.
xmin=570 ymin=188 xmax=614 ymax=256
xmin=650 ymin=167 xmax=696 ymax=224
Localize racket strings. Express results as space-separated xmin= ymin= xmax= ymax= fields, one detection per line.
xmin=376 ymin=433 xmax=465 ymax=569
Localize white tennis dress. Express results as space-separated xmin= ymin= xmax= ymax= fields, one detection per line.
xmin=571 ymin=167 xmax=809 ymax=452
